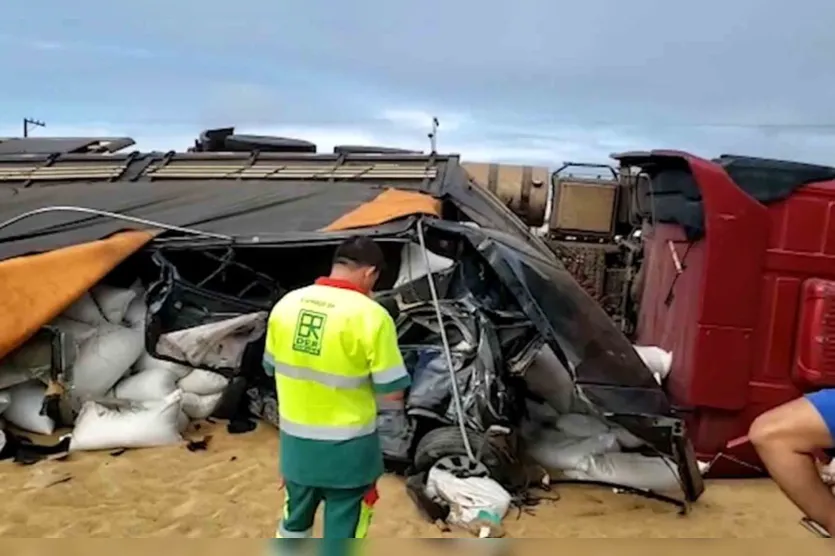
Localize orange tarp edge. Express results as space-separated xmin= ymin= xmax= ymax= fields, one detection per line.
xmin=322 ymin=188 xmax=441 ymax=232
xmin=0 ymin=230 xmax=156 ymax=360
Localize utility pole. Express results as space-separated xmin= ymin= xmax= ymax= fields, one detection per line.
xmin=428 ymin=117 xmax=439 ymax=154
xmin=23 ymin=118 xmax=46 ymax=138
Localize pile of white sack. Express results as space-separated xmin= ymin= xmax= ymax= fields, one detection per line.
xmin=0 ymin=282 xmax=230 ymax=453
xmin=522 ymin=344 xmax=709 ymax=493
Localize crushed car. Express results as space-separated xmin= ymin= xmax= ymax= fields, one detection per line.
xmin=0 ymin=129 xmax=704 ymax=517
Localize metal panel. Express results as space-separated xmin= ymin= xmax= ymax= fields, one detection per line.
xmin=550 ymin=178 xmax=618 ymax=235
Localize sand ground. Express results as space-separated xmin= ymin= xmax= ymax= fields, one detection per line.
xmin=0 ymin=420 xmax=817 ymax=538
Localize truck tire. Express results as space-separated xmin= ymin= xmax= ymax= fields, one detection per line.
xmin=413 ymin=426 xmax=512 ymax=486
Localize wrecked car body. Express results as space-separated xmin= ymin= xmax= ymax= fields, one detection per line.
xmin=0 ymin=132 xmax=704 ymax=510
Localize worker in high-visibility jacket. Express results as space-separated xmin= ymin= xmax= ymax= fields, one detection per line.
xmin=263 ymin=236 xmax=411 ymax=540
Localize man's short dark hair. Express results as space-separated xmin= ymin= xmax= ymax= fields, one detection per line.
xmin=333 ymin=236 xmax=385 ymax=270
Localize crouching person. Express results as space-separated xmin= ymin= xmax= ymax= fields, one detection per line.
xmin=749 ymin=389 xmax=835 ymax=535
xmin=263 ymin=237 xmax=411 ymax=545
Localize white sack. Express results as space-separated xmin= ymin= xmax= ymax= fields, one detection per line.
xmin=0 ymin=390 xmax=11 ymax=416
xmin=4 ymin=381 xmax=55 ymax=435
xmin=134 ymin=352 xmax=192 ymax=380
xmin=91 ymin=284 xmax=138 ymax=324
xmin=525 ymin=399 xmax=559 ymax=427
xmin=393 ymin=242 xmax=455 ymax=288
xmin=527 ymin=429 xmax=620 ymax=472
xmin=113 ymin=368 xmax=179 ymax=402
xmin=634 ymin=345 xmax=673 ymax=383
xmin=178 ymin=369 xmax=230 ymax=396
xmin=565 ymin=452 xmax=682 ymax=492
xmin=69 ymin=390 xmax=184 ymax=452
xmin=71 ymin=323 xmax=144 ymax=400
xmin=124 ymin=298 xmax=148 ymax=327
xmin=51 ymin=317 xmax=98 ymax=344
xmin=181 ymin=391 xmax=223 ymax=420
xmin=0 ymin=429 xmax=6 ymax=454
xmin=522 ymin=345 xmax=575 ymax=414
xmin=426 ymin=465 xmax=512 ymax=526
xmin=176 ymin=410 xmax=190 ymax=433
xmin=61 ymin=292 xmax=106 ymax=326
xmin=556 ymin=413 xmax=610 ymax=439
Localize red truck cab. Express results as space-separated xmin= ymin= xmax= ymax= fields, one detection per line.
xmin=614 ymin=150 xmax=835 ymax=476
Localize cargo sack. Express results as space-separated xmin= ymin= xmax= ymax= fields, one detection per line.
xmin=69 ymin=390 xmax=184 ymax=452
xmin=69 ymin=323 xmax=144 ymax=401
xmin=4 ymin=381 xmax=55 ymax=435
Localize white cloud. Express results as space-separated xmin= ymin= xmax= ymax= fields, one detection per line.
xmin=379 ymin=109 xmax=469 ymax=133
xmin=29 ymin=40 xmax=64 ymax=51
xmin=0 ymin=119 xmax=627 ymax=166
xmin=0 ymin=34 xmax=154 ymax=58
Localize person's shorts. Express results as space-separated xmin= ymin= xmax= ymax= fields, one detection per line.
xmin=806 ymin=389 xmax=835 ymax=455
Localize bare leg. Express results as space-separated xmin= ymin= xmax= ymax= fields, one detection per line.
xmin=749 ymin=398 xmax=835 ymax=534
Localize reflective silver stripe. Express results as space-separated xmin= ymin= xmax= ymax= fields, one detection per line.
xmin=279 ymin=416 xmax=376 ymax=440
xmin=274 ymin=362 xmax=368 ymax=389
xmin=262 ymin=354 xmax=275 ymax=376
xmin=264 ymin=351 xmax=277 ymax=368
xmin=371 ymin=364 xmax=409 ymax=385
xmin=277 ymin=522 xmax=312 ymax=538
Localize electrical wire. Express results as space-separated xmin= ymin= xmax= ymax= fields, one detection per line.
xmin=416 ymin=217 xmax=476 ymax=461
xmin=0 ymin=205 xmax=232 ymax=240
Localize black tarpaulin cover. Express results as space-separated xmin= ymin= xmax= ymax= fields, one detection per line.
xmin=0 ymin=180 xmax=385 ymax=260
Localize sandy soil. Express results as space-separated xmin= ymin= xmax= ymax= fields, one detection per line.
xmin=0 ymin=420 xmax=817 ymax=538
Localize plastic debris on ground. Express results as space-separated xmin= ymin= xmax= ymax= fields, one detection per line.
xmin=425 ymin=456 xmax=512 ymax=538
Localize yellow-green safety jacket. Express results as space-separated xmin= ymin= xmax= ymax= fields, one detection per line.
xmin=264 ymin=277 xmax=410 ymax=444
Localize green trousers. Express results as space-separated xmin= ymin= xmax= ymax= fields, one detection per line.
xmin=276 ymin=481 xmax=377 ymax=539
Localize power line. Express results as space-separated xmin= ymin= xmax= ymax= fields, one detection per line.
xmin=23 ymin=118 xmax=46 ymax=137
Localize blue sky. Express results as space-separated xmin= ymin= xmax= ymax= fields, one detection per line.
xmin=2 ymin=0 xmax=835 ymax=165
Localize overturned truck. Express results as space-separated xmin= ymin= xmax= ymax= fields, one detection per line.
xmin=0 ymin=133 xmax=704 ymax=509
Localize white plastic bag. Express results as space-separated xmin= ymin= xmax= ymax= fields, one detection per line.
xmin=634 ymin=345 xmax=673 ymax=383
xmin=91 ymin=284 xmax=138 ymax=324
xmin=565 ymin=452 xmax=682 ymax=492
xmin=393 ymin=242 xmax=454 ymax=288
xmin=0 ymin=390 xmax=11 ymax=416
xmin=71 ymin=323 xmax=144 ymax=400
xmin=527 ymin=429 xmax=620 ymax=472
xmin=4 ymin=381 xmax=55 ymax=435
xmin=113 ymin=368 xmax=179 ymax=402
xmin=61 ymin=291 xmax=106 ymax=326
xmin=134 ymin=352 xmax=192 ymax=380
xmin=181 ymin=391 xmax=223 ymax=420
xmin=556 ymin=413 xmax=610 ymax=438
xmin=426 ymin=465 xmax=512 ymax=527
xmin=69 ymin=390 xmax=184 ymax=452
xmin=178 ymin=369 xmax=230 ymax=396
